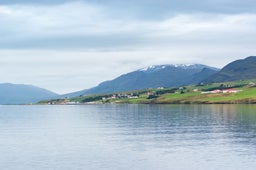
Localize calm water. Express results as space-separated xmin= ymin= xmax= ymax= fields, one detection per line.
xmin=0 ymin=104 xmax=256 ymax=170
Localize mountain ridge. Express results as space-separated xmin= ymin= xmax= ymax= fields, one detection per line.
xmin=203 ymin=56 xmax=256 ymax=83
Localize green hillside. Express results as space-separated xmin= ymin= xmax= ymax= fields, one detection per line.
xmin=39 ymin=79 xmax=256 ymax=104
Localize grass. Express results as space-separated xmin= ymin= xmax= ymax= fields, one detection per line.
xmin=153 ymin=87 xmax=256 ymax=104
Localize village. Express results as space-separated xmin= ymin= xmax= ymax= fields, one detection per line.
xmin=102 ymin=93 xmax=139 ymax=100
xmin=200 ymin=82 xmax=255 ymax=94
xmin=201 ymin=89 xmax=241 ymax=94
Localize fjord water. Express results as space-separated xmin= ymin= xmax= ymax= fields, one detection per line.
xmin=0 ymin=105 xmax=256 ymax=170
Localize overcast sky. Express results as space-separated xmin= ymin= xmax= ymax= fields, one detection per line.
xmin=0 ymin=0 xmax=256 ymax=94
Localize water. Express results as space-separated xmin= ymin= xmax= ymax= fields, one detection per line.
xmin=0 ymin=104 xmax=256 ymax=170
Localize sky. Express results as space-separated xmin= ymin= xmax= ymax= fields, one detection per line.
xmin=0 ymin=0 xmax=256 ymax=94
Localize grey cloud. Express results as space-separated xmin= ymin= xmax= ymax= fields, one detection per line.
xmin=87 ymin=0 xmax=256 ymax=18
xmin=1 ymin=2 xmax=256 ymax=51
xmin=1 ymin=0 xmax=256 ymax=16
xmin=0 ymin=34 xmax=141 ymax=50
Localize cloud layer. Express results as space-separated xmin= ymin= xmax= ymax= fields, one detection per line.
xmin=0 ymin=2 xmax=256 ymax=50
xmin=0 ymin=1 xmax=256 ymax=93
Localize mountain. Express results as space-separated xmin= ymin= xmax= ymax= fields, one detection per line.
xmin=66 ymin=64 xmax=219 ymax=96
xmin=0 ymin=83 xmax=58 ymax=104
xmin=204 ymin=56 xmax=256 ymax=83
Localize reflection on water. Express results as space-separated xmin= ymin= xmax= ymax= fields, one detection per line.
xmin=0 ymin=104 xmax=256 ymax=170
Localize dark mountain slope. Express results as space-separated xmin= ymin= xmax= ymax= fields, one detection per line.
xmin=204 ymin=56 xmax=256 ymax=83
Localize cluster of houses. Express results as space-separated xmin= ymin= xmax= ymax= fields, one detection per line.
xmin=249 ymin=82 xmax=256 ymax=87
xmin=102 ymin=93 xmax=139 ymax=100
xmin=201 ymin=89 xmax=240 ymax=94
xmin=48 ymin=99 xmax=79 ymax=105
xmin=199 ymin=82 xmax=256 ymax=94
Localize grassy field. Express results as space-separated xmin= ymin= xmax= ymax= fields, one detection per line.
xmin=154 ymin=87 xmax=256 ymax=104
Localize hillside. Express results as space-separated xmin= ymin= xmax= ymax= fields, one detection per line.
xmin=40 ymin=79 xmax=256 ymax=105
xmin=67 ymin=64 xmax=219 ymax=97
xmin=204 ymin=56 xmax=256 ymax=83
xmin=0 ymin=83 xmax=58 ymax=104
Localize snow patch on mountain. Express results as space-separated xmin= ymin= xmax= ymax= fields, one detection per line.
xmin=138 ymin=64 xmax=214 ymax=72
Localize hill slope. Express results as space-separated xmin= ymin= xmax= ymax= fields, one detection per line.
xmin=79 ymin=64 xmax=219 ymax=96
xmin=204 ymin=56 xmax=256 ymax=83
xmin=0 ymin=83 xmax=58 ymax=104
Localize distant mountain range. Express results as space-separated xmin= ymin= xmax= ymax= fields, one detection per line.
xmin=0 ymin=83 xmax=58 ymax=104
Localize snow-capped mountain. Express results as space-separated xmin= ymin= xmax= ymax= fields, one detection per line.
xmin=66 ymin=63 xmax=219 ymax=96
xmin=138 ymin=64 xmax=217 ymax=73
xmin=139 ymin=65 xmax=168 ymax=72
